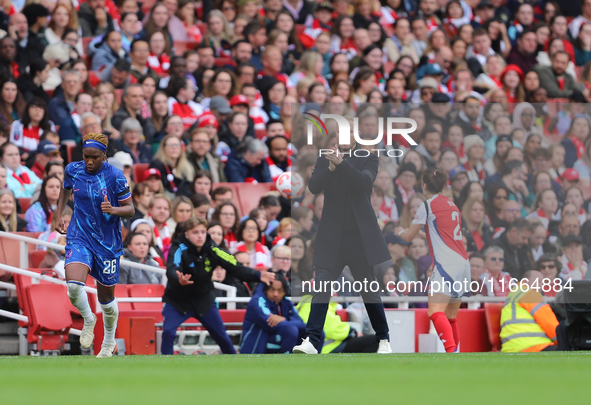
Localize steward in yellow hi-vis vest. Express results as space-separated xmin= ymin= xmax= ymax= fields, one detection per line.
xmin=500 ymin=272 xmax=559 ymax=353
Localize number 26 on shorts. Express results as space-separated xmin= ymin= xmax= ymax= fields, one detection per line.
xmin=103 ymin=259 xmax=117 ymax=274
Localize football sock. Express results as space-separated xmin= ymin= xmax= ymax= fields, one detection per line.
xmin=66 ymin=281 xmax=93 ymax=323
xmin=429 ymin=312 xmax=456 ymax=353
xmin=449 ymin=318 xmax=460 ymax=349
xmin=100 ymin=299 xmax=119 ymax=346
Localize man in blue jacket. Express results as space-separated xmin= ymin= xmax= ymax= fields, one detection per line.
xmin=225 ymin=138 xmax=272 ymax=183
xmin=48 ymin=69 xmax=82 ymax=145
xmin=241 ymin=273 xmax=311 ymax=354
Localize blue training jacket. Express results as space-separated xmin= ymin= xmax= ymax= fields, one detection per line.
xmin=240 ymin=284 xmax=304 ymax=354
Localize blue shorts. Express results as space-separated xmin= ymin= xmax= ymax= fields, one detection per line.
xmin=65 ymin=244 xmax=120 ymax=286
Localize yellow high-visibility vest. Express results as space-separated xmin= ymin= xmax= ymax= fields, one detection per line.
xmin=500 ymin=289 xmax=553 ymax=353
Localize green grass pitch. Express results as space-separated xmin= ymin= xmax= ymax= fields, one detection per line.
xmin=1 ymin=353 xmax=590 ymax=404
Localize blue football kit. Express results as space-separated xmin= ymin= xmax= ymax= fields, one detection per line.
xmin=63 ymin=161 xmax=131 ymax=286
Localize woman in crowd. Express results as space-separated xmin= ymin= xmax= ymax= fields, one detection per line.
xmin=120 ymin=232 xmax=163 ymax=285
xmin=235 ymin=217 xmax=272 ymax=271
xmin=96 ymin=82 xmax=119 ymax=117
xmin=16 ymin=59 xmax=51 ymax=105
xmin=352 ymin=66 xmax=377 ymax=107
xmin=461 ymin=197 xmax=494 ymax=253
xmin=25 ymin=175 xmax=61 ymax=232
xmin=1 ymin=142 xmax=42 ymax=198
xmin=204 ymin=10 xmax=235 ymax=57
xmin=562 ymin=116 xmax=591 ymax=168
xmin=212 ymin=202 xmax=240 ymax=253
xmin=10 ymin=97 xmax=54 ymax=160
xmin=150 ymin=134 xmax=195 ymax=197
xmin=0 ymin=189 xmax=27 ymax=231
xmin=289 ymin=51 xmax=329 ymax=92
xmin=486 ymin=184 xmax=510 ymax=230
xmin=130 ymin=182 xmax=154 ymax=225
xmin=141 ymin=2 xmax=173 ymax=47
xmin=203 ymin=69 xmax=240 ymax=104
xmin=45 ymin=4 xmax=83 ymax=55
xmin=147 ymin=30 xmax=171 ymax=77
xmin=528 ymin=220 xmax=556 ymax=263
xmin=526 ymin=189 xmax=559 ymax=229
xmin=171 ymin=195 xmax=195 ymax=229
xmin=177 ymin=0 xmax=203 ymax=43
xmin=330 ymin=16 xmax=357 ymax=59
xmin=130 ymin=218 xmax=164 ymax=266
xmin=0 ymin=79 xmax=26 ymax=126
xmin=146 ymin=193 xmax=174 ymax=259
xmin=117 ymin=118 xmax=153 ymax=164
xmin=92 ymin=97 xmax=119 ymax=139
xmin=500 ymin=64 xmax=525 ymax=105
xmin=288 ymin=235 xmax=311 ymax=296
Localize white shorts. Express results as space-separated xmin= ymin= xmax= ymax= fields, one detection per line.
xmin=429 ymin=261 xmax=471 ymax=299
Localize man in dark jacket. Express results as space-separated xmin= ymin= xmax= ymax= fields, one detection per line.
xmin=48 ymin=69 xmax=82 ymax=144
xmin=293 ymin=119 xmax=392 ymax=354
xmin=9 ymin=13 xmax=45 ymax=75
xmin=162 ymin=217 xmax=275 ymax=355
xmin=506 ymin=30 xmax=538 ymax=73
xmin=535 ymin=51 xmax=579 ymax=98
xmin=485 ymin=218 xmax=533 ymax=279
xmin=112 ymin=83 xmax=156 ymax=142
xmin=0 ymin=37 xmax=19 ymax=80
xmin=78 ymin=0 xmax=115 ymax=37
xmin=224 ymin=138 xmax=272 ymax=183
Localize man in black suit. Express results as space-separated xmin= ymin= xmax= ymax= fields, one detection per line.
xmin=293 ymin=117 xmax=392 ymax=354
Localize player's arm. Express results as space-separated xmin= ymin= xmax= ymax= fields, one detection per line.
xmin=394 ymin=223 xmax=424 ymax=242
xmin=101 ymin=195 xmax=135 ymax=218
xmin=213 ymin=246 xmax=275 ymax=285
xmin=55 ymin=186 xmax=72 ymax=234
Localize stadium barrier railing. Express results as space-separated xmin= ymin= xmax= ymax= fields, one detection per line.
xmin=0 ymin=231 xmax=238 ymax=309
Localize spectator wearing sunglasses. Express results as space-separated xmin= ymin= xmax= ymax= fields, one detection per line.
xmin=536 ymin=253 xmax=562 ymax=297
xmin=480 ymin=246 xmax=512 ymax=297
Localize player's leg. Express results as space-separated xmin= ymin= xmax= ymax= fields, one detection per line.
xmin=90 ymin=255 xmax=121 ymax=358
xmin=428 ymin=294 xmax=456 ymax=353
xmin=161 ymin=303 xmax=194 ymax=354
xmin=196 ymin=305 xmax=237 ymax=354
xmin=446 ymin=300 xmax=462 ymax=349
xmin=65 ymin=250 xmax=95 ymax=349
xmin=95 ymin=282 xmax=119 ymax=357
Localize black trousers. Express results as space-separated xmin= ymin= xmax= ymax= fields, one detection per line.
xmin=305 ymin=230 xmax=389 ymax=349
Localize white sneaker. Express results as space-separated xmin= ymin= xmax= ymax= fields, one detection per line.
xmin=80 ymin=314 xmax=97 ymax=349
xmin=293 ymin=337 xmax=318 ymax=354
xmin=377 ymin=339 xmax=392 ymax=354
xmin=96 ymin=343 xmax=118 ymax=358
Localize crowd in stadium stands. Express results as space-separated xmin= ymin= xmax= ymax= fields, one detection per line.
xmin=0 ymin=0 xmax=590 ymax=310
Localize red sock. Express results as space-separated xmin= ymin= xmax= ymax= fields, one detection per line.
xmin=449 ymin=318 xmax=460 ymax=348
xmin=429 ymin=312 xmax=456 ymax=353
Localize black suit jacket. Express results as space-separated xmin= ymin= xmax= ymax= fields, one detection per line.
xmin=308 ymin=152 xmax=390 ymax=270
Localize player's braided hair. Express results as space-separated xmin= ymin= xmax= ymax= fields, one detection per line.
xmin=83 ymin=132 xmax=108 ymax=160
xmin=83 ymin=132 xmax=108 ymax=148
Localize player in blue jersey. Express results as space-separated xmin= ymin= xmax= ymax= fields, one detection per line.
xmin=56 ymin=133 xmax=135 ymax=358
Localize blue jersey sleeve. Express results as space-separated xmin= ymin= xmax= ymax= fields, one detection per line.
xmin=115 ymin=169 xmax=131 ymax=201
